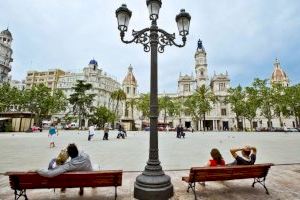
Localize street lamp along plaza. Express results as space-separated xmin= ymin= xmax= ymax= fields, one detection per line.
xmin=116 ymin=1 xmax=191 ymax=199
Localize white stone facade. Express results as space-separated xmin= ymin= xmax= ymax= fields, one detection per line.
xmin=0 ymin=28 xmax=13 ymax=83
xmin=56 ymin=59 xmax=122 ymax=126
xmin=10 ymin=80 xmax=25 ymax=90
xmin=123 ymin=40 xmax=297 ymax=131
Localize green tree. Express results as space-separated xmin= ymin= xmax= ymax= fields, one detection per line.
xmin=0 ymin=83 xmax=21 ymax=112
xmin=126 ymin=98 xmax=137 ymax=119
xmin=110 ymin=89 xmax=127 ymax=117
xmin=253 ymin=78 xmax=274 ymax=128
xmin=23 ymin=84 xmax=67 ymax=126
xmin=50 ymin=89 xmax=68 ymax=114
xmin=90 ymin=106 xmax=116 ymax=128
xmin=136 ymin=93 xmax=150 ymax=119
xmin=185 ymin=85 xmax=217 ymax=131
xmin=244 ymin=86 xmax=260 ymax=131
xmin=271 ymin=83 xmax=286 ymax=127
xmin=68 ymin=80 xmax=95 ymax=129
xmin=167 ymin=98 xmax=182 ymax=126
xmin=284 ymin=84 xmax=300 ymax=127
xmin=158 ymin=95 xmax=172 ymax=123
xmin=226 ymin=85 xmax=245 ymax=131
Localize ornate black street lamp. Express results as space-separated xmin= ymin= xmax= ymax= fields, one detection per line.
xmin=116 ymin=1 xmax=191 ymax=199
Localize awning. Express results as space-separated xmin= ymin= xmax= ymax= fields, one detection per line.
xmin=0 ymin=117 xmax=11 ymax=121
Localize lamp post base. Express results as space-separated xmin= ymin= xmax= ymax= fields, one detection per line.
xmin=134 ymin=173 xmax=173 ymax=200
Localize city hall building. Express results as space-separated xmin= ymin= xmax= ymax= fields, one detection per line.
xmin=121 ymin=40 xmax=295 ymax=131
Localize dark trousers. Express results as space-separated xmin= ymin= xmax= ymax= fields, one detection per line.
xmin=88 ymin=134 xmax=94 ymax=141
xmin=103 ymin=132 xmax=108 ymax=140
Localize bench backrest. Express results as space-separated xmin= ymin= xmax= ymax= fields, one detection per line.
xmin=6 ymin=170 xmax=122 ymax=190
xmin=188 ymin=164 xmax=273 ymax=182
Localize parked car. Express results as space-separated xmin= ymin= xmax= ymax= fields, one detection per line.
xmin=286 ymin=128 xmax=299 ymax=132
xmin=158 ymin=126 xmax=165 ymax=131
xmin=25 ymin=126 xmax=42 ymax=133
xmin=168 ymin=127 xmax=176 ymax=131
xmin=64 ymin=123 xmax=79 ymax=130
xmin=255 ymin=127 xmax=268 ymax=132
xmin=144 ymin=126 xmax=150 ymax=131
xmin=270 ymin=127 xmax=284 ymax=132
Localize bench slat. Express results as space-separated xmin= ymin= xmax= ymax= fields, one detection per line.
xmin=183 ymin=164 xmax=273 ymax=182
xmin=7 ymin=170 xmax=122 ymax=190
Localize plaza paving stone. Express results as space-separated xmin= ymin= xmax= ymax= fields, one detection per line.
xmin=0 ymin=130 xmax=300 ymax=199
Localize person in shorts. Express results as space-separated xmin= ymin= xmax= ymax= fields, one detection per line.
xmin=48 ymin=124 xmax=57 ymax=148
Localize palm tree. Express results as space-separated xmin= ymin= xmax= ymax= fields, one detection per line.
xmin=126 ymin=98 xmax=137 ymax=119
xmin=185 ymin=85 xmax=217 ymax=131
xmin=136 ymin=93 xmax=150 ymax=119
xmin=110 ymin=89 xmax=127 ymax=117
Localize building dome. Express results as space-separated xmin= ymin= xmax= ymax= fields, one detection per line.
xmin=89 ymin=59 xmax=98 ymax=66
xmin=123 ymin=65 xmax=137 ymax=85
xmin=271 ymin=58 xmax=289 ymax=86
xmin=1 ymin=28 xmax=12 ymax=38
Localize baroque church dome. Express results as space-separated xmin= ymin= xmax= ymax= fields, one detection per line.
xmin=123 ymin=65 xmax=137 ymax=85
xmin=271 ymin=58 xmax=289 ymax=86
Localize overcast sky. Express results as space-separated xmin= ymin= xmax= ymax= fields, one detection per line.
xmin=1 ymin=0 xmax=300 ymax=93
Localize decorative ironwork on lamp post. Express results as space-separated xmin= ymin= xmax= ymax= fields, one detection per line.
xmin=116 ymin=1 xmax=191 ymax=199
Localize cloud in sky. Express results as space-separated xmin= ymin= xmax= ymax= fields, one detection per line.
xmin=1 ymin=0 xmax=300 ymax=93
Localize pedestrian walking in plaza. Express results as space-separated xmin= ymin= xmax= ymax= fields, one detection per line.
xmin=117 ymin=123 xmax=125 ymax=139
xmin=176 ymin=125 xmax=180 ymax=138
xmin=103 ymin=123 xmax=109 ymax=140
xmin=88 ymin=124 xmax=95 ymax=141
xmin=48 ymin=124 xmax=57 ymax=148
xmin=180 ymin=125 xmax=185 ymax=138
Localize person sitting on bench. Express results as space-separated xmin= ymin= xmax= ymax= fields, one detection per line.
xmin=37 ymin=143 xmax=93 ymax=195
xmin=205 ymin=148 xmax=226 ymax=167
xmin=229 ymin=145 xmax=257 ymax=165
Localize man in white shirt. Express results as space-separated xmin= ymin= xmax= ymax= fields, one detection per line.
xmin=88 ymin=125 xmax=95 ymax=141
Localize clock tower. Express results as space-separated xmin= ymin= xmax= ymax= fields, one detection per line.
xmin=195 ymin=39 xmax=208 ymax=87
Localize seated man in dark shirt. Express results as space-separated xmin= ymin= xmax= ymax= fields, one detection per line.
xmin=229 ymin=145 xmax=257 ymax=165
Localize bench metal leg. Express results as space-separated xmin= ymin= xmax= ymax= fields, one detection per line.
xmin=186 ymin=182 xmax=197 ymax=200
xmin=14 ymin=189 xmax=28 ymax=200
xmin=252 ymin=177 xmax=270 ymax=195
xmin=115 ymin=186 xmax=117 ymax=200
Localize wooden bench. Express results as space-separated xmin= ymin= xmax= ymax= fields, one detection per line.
xmin=182 ymin=163 xmax=273 ymax=199
xmin=5 ymin=170 xmax=122 ymax=200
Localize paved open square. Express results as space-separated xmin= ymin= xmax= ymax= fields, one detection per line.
xmin=1 ymin=131 xmax=300 ymax=199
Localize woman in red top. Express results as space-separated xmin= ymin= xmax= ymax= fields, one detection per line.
xmin=205 ymin=148 xmax=225 ymax=167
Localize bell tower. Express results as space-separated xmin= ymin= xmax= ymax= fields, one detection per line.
xmin=122 ymin=64 xmax=137 ymax=98
xmin=195 ymin=39 xmax=208 ymax=87
xmin=0 ymin=28 xmax=13 ymax=83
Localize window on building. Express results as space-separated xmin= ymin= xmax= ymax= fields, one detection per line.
xmin=127 ymin=87 xmax=130 ymax=94
xmin=219 ymin=83 xmax=225 ymax=91
xmin=133 ymin=88 xmax=136 ymax=95
xmin=184 ymin=84 xmax=190 ymax=92
xmin=200 ymin=71 xmax=204 ymax=76
xmin=221 ymin=108 xmax=227 ymax=116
